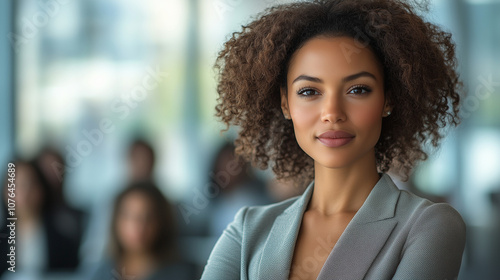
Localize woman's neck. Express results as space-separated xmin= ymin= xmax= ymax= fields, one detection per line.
xmin=309 ymin=154 xmax=380 ymax=216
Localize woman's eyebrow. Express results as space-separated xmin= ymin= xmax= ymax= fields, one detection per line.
xmin=292 ymin=75 xmax=322 ymax=84
xmin=342 ymin=71 xmax=377 ymax=82
xmin=292 ymin=71 xmax=377 ymax=84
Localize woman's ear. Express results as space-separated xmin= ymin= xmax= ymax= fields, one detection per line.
xmin=280 ymin=87 xmax=291 ymax=119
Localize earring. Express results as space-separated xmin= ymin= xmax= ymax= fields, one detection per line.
xmin=386 ymin=111 xmax=391 ymax=116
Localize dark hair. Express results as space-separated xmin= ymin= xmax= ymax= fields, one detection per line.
xmin=34 ymin=146 xmax=66 ymax=199
xmin=110 ymin=181 xmax=178 ymax=261
xmin=36 ymin=145 xmax=65 ymax=169
xmin=214 ymin=0 xmax=461 ymax=186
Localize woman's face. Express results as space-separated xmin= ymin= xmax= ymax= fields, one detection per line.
xmin=281 ymin=36 xmax=391 ymax=170
xmin=116 ymin=192 xmax=159 ymax=254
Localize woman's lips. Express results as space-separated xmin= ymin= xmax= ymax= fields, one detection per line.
xmin=317 ymin=130 xmax=355 ymax=148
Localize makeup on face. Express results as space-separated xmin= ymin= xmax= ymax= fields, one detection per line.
xmin=316 ymin=130 xmax=355 ymax=148
xmin=282 ymin=36 xmax=390 ymax=170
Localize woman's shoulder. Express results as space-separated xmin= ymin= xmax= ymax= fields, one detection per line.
xmin=387 ymin=188 xmax=466 ymax=279
xmin=395 ymin=188 xmax=466 ymax=234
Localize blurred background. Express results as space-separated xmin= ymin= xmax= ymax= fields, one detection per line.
xmin=0 ymin=0 xmax=499 ymax=279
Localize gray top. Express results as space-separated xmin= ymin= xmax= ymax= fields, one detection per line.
xmin=201 ymin=173 xmax=466 ymax=279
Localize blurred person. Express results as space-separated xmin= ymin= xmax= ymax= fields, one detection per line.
xmin=127 ymin=139 xmax=156 ymax=183
xmin=90 ymin=181 xmax=193 ymax=280
xmin=35 ymin=146 xmax=86 ymax=259
xmin=79 ymin=137 xmax=158 ymax=271
xmin=0 ymin=159 xmax=80 ymax=278
xmin=206 ymin=142 xmax=272 ymax=236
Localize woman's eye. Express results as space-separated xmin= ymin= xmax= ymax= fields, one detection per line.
xmin=297 ymin=88 xmax=318 ymax=97
xmin=348 ymin=85 xmax=372 ymax=95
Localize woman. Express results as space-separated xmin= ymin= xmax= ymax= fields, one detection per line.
xmin=0 ymin=159 xmax=80 ymax=277
xmin=201 ymin=0 xmax=465 ymax=279
xmin=91 ymin=181 xmax=192 ymax=280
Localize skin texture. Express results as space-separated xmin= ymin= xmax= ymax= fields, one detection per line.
xmin=281 ymin=36 xmax=391 ymax=280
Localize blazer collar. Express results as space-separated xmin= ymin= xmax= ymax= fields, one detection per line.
xmin=257 ymin=173 xmax=401 ymax=280
xmin=348 ymin=173 xmax=400 ymax=224
xmin=257 ymin=180 xmax=314 ymax=279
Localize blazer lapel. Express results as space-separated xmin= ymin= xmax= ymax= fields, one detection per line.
xmin=256 ymin=174 xmax=401 ymax=280
xmin=317 ymin=174 xmax=401 ymax=280
xmin=257 ymin=181 xmax=315 ymax=280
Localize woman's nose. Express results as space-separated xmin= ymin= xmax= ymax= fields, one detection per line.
xmin=320 ymin=93 xmax=346 ymax=123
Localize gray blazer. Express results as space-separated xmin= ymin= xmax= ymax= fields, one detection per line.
xmin=201 ymin=173 xmax=466 ymax=280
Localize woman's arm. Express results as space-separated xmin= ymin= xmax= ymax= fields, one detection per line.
xmin=393 ymin=203 xmax=466 ymax=279
xmin=201 ymin=207 xmax=248 ymax=280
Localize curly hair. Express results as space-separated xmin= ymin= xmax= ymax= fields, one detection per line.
xmin=214 ymin=0 xmax=461 ymax=187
